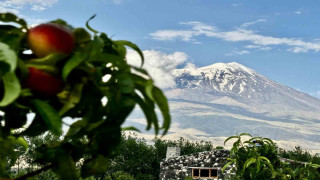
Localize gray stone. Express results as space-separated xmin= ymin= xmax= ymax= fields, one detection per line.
xmin=160 ymin=149 xmax=230 ymax=180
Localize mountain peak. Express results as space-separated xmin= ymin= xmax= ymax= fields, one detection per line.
xmin=172 ymin=61 xmax=320 ymax=110
xmin=198 ymin=62 xmax=255 ymax=75
xmin=173 ymin=62 xmax=256 ymax=76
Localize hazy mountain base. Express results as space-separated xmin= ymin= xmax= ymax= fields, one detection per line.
xmin=124 ymin=130 xmax=320 ymax=154
xmin=125 ymin=99 xmax=320 ymax=153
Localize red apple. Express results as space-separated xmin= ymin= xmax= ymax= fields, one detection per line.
xmin=28 ymin=23 xmax=75 ymax=58
xmin=25 ymin=67 xmax=64 ymax=96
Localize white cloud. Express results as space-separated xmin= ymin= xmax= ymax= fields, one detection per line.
xmin=241 ymin=19 xmax=266 ymax=27
xmin=126 ymin=50 xmax=188 ymax=89
xmin=226 ymin=50 xmax=250 ymax=56
xmin=295 ymin=10 xmax=302 ymax=15
xmin=244 ymin=45 xmax=271 ymax=51
xmin=150 ymin=21 xmax=320 ymax=53
xmin=0 ymin=5 xmax=20 ymax=14
xmin=237 ymin=50 xmax=250 ymax=55
xmin=0 ymin=0 xmax=58 ymax=12
xmin=287 ymin=47 xmax=308 ymax=53
xmin=150 ymin=30 xmax=195 ymax=42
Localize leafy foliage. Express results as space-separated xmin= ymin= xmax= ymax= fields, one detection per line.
xmin=278 ymin=146 xmax=320 ymax=165
xmin=0 ymin=12 xmax=171 ymax=179
xmin=105 ymin=171 xmax=135 ymax=180
xmin=102 ymin=134 xmax=216 ymax=179
xmin=223 ymin=133 xmax=320 ymax=180
xmin=6 ymin=133 xmax=217 ymax=179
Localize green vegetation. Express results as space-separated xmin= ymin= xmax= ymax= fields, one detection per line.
xmin=6 ymin=133 xmax=217 ymax=179
xmin=105 ymin=171 xmax=135 ymax=180
xmin=0 ymin=12 xmax=170 ymax=179
xmin=223 ymin=133 xmax=320 ymax=180
xmin=96 ymin=133 xmax=217 ymax=179
xmin=5 ymin=132 xmax=320 ymax=180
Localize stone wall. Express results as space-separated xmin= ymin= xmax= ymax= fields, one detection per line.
xmin=160 ymin=149 xmax=230 ymax=180
xmin=166 ymin=147 xmax=181 ymax=159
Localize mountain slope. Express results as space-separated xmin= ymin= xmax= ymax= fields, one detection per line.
xmin=127 ymin=62 xmax=320 ymax=151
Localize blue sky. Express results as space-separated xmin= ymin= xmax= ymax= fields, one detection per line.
xmin=1 ymin=0 xmax=320 ymax=98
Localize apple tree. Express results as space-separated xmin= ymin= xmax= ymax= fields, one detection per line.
xmin=0 ymin=13 xmax=170 ymax=179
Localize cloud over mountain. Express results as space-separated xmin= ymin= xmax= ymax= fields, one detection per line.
xmin=150 ymin=21 xmax=320 ymax=53
xmin=126 ymin=50 xmax=188 ymax=88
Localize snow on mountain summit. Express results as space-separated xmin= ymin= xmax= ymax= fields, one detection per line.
xmin=170 ymin=62 xmax=320 ymax=111
xmin=172 ymin=62 xmax=265 ymax=94
xmin=173 ymin=62 xmax=255 ymax=77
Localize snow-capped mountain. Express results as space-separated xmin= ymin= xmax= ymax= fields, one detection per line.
xmin=170 ymin=62 xmax=320 ymax=112
xmin=127 ymin=62 xmax=320 ymax=152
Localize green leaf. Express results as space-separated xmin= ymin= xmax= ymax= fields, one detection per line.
xmin=74 ymin=28 xmax=92 ymax=44
xmin=0 ymin=26 xmax=25 ymax=51
xmin=113 ymin=42 xmax=127 ymax=60
xmin=222 ymin=159 xmax=235 ymax=173
xmin=50 ymin=19 xmax=72 ymax=28
xmin=27 ymin=53 xmax=66 ymax=66
xmin=116 ymin=40 xmax=145 ymax=66
xmin=16 ymin=137 xmax=28 ymax=149
xmin=152 ymin=86 xmax=171 ymax=135
xmin=224 ymin=135 xmax=237 ymax=145
xmin=145 ymin=80 xmax=154 ymax=101
xmin=0 ymin=13 xmax=27 ymax=29
xmin=62 ymin=51 xmax=89 ymax=81
xmin=86 ymin=14 xmax=99 ymax=34
xmin=257 ymin=159 xmax=261 ymax=172
xmin=244 ymin=157 xmax=256 ymax=170
xmin=258 ymin=156 xmax=271 ymax=163
xmin=118 ymin=73 xmax=134 ymax=94
xmin=0 ymin=137 xmax=17 ymax=172
xmin=134 ymin=93 xmax=158 ymax=133
xmin=121 ymin=126 xmax=141 ymax=132
xmin=0 ymin=72 xmax=21 ymax=107
xmin=88 ymin=36 xmax=104 ymax=61
xmin=262 ymin=137 xmax=275 ymax=145
xmin=0 ymin=42 xmax=18 ymax=72
xmin=65 ymin=120 xmax=85 ymax=138
xmin=86 ymin=120 xmax=105 ymax=131
xmin=239 ymin=132 xmax=252 ymax=137
xmin=132 ymin=66 xmax=150 ymax=77
xmin=243 ymin=141 xmax=256 ymax=148
xmin=59 ymin=81 xmax=86 ymax=116
xmin=31 ymin=99 xmax=62 ymax=135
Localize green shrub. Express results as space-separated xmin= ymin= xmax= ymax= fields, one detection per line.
xmin=106 ymin=171 xmax=135 ymax=180
xmin=184 ymin=176 xmax=193 ymax=180
xmin=216 ymin=146 xmax=224 ymax=149
xmin=223 ymin=133 xmax=279 ymax=179
xmin=223 ymin=133 xmax=320 ymax=180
